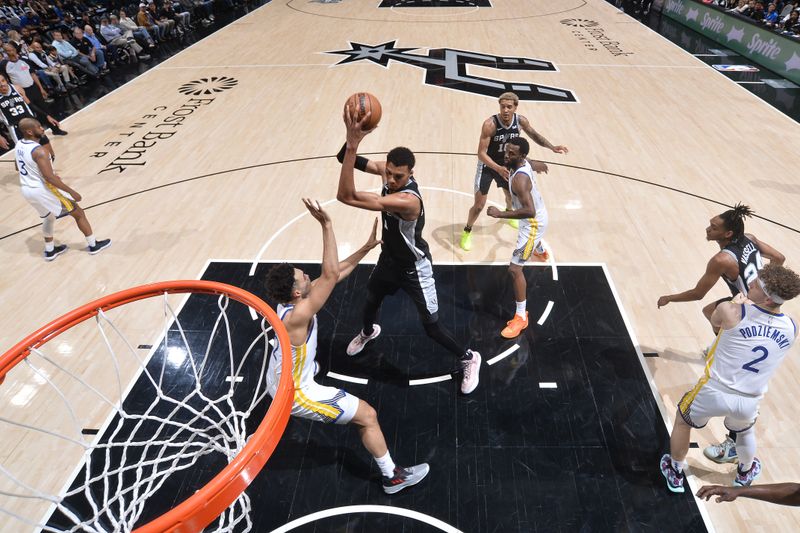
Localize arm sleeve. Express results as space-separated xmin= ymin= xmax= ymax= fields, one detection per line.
xmin=336 ymin=142 xmax=369 ymax=172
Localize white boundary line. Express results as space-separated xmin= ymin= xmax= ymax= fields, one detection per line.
xmin=539 ymin=382 xmax=557 ymax=389
xmin=409 ymin=374 xmax=451 ymax=385
xmin=486 ymin=343 xmax=519 ymax=365
xmin=270 ymin=504 xmax=463 ymax=533
xmin=326 ymin=371 xmax=368 ymax=385
xmin=537 ymin=300 xmax=554 ymax=325
xmin=601 ymin=264 xmax=715 ymax=533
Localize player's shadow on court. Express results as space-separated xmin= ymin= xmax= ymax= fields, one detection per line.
xmin=265 ymin=423 xmax=373 ymax=482
xmin=640 ymin=345 xmax=706 ymax=366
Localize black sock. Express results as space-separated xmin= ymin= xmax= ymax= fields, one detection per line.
xmin=463 ymin=226 xmax=472 ymax=233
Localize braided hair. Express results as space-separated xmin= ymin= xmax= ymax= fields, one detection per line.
xmin=718 ymin=203 xmax=753 ymax=242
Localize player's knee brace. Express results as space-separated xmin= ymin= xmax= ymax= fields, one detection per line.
xmin=42 ymin=213 xmax=55 ymax=238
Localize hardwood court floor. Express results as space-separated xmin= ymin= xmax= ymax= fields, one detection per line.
xmin=1 ymin=0 xmax=800 ymax=531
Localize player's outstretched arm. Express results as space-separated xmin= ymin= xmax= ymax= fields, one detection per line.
xmin=519 ymin=115 xmax=568 ymax=154
xmin=293 ymin=199 xmax=340 ymax=324
xmin=697 ymin=483 xmax=800 ymax=506
xmin=31 ymin=147 xmax=81 ymax=201
xmin=747 ymin=233 xmax=785 ymax=266
xmin=657 ymin=254 xmax=729 ymax=308
xmin=337 ymin=217 xmax=381 ymax=282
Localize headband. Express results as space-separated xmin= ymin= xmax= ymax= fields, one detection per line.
xmin=758 ymin=278 xmax=785 ymax=305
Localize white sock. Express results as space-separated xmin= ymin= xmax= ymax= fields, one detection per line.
xmin=515 ymin=300 xmax=527 ymax=318
xmin=375 ymin=450 xmax=396 ymax=477
xmin=86 ymin=234 xmax=96 ymax=247
xmin=44 ymin=241 xmax=54 ymax=252
xmin=671 ymin=458 xmax=686 ymax=473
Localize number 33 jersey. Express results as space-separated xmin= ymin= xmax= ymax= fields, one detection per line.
xmin=710 ymin=304 xmax=797 ymax=397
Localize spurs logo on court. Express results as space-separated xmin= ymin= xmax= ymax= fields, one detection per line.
xmin=178 ymin=76 xmax=238 ymax=96
xmin=560 ymin=19 xmax=600 ymax=28
xmin=326 ymin=41 xmax=576 ymax=103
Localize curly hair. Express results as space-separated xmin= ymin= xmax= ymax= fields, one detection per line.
xmin=719 ymin=203 xmax=754 ymax=240
xmin=264 ymin=263 xmax=296 ymax=304
xmin=759 ymin=263 xmax=800 ymax=302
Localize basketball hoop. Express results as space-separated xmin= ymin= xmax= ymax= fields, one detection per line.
xmin=0 ymin=280 xmax=293 ymax=532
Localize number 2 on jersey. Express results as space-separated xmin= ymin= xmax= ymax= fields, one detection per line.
xmin=742 ymin=345 xmax=768 ymax=373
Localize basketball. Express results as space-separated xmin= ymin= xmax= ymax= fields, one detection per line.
xmin=346 ymin=92 xmax=382 ymax=130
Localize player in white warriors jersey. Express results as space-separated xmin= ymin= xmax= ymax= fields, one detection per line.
xmin=264 ymin=199 xmax=429 ymax=494
xmin=15 ymin=118 xmax=110 ymax=261
xmin=660 ymin=263 xmax=800 ymax=493
xmin=486 ymin=137 xmax=548 ymax=339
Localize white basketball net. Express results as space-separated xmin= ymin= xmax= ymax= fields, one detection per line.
xmin=0 ymin=291 xmax=275 ymax=532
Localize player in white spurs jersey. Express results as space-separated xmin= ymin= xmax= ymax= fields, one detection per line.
xmin=264 ymin=199 xmax=429 ymax=495
xmin=15 ymin=118 xmax=110 ymax=261
xmin=486 ymin=137 xmax=548 ymax=339
xmin=659 ymin=264 xmax=800 ymax=493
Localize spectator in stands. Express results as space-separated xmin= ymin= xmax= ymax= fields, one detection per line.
xmin=34 ymin=41 xmax=76 ymax=91
xmin=115 ymin=12 xmax=155 ymax=48
xmin=750 ymin=1 xmax=766 ymax=20
xmin=100 ymin=16 xmax=150 ymax=61
xmin=51 ymin=29 xmax=100 ymax=78
xmin=136 ymin=3 xmax=163 ymax=42
xmin=148 ymin=1 xmax=175 ymax=38
xmin=82 ymin=25 xmax=109 ymax=66
xmin=25 ymin=40 xmax=67 ymax=94
xmin=764 ymin=2 xmax=781 ymax=25
xmin=780 ymin=1 xmax=799 ymax=21
xmin=20 ymin=28 xmax=37 ymax=48
xmin=780 ymin=8 xmax=800 ymax=30
xmin=0 ymin=17 xmax=11 ymax=34
xmin=72 ymin=27 xmax=107 ymax=73
xmin=46 ymin=45 xmax=81 ymax=86
xmin=180 ymin=0 xmax=213 ymax=25
xmin=167 ymin=0 xmax=193 ymax=30
xmin=6 ymin=30 xmax=28 ymax=55
xmin=161 ymin=1 xmax=189 ymax=34
xmin=20 ymin=8 xmax=43 ymax=33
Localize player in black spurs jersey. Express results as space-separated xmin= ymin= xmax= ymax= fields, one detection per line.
xmin=0 ymin=76 xmax=62 ymax=160
xmin=657 ymin=203 xmax=784 ymax=466
xmin=336 ymin=104 xmax=481 ymax=395
xmin=657 ymin=204 xmax=785 ymax=327
xmin=458 ymin=91 xmax=568 ymax=252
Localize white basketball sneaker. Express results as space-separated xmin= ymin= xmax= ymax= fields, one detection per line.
xmin=346 ymin=325 xmax=381 ymax=356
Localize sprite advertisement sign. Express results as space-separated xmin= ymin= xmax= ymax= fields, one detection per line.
xmin=662 ymin=0 xmax=800 ymax=84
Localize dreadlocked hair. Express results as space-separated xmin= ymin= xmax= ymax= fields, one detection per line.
xmin=719 ymin=203 xmax=754 ymax=241
xmin=264 ymin=263 xmax=296 ymax=304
